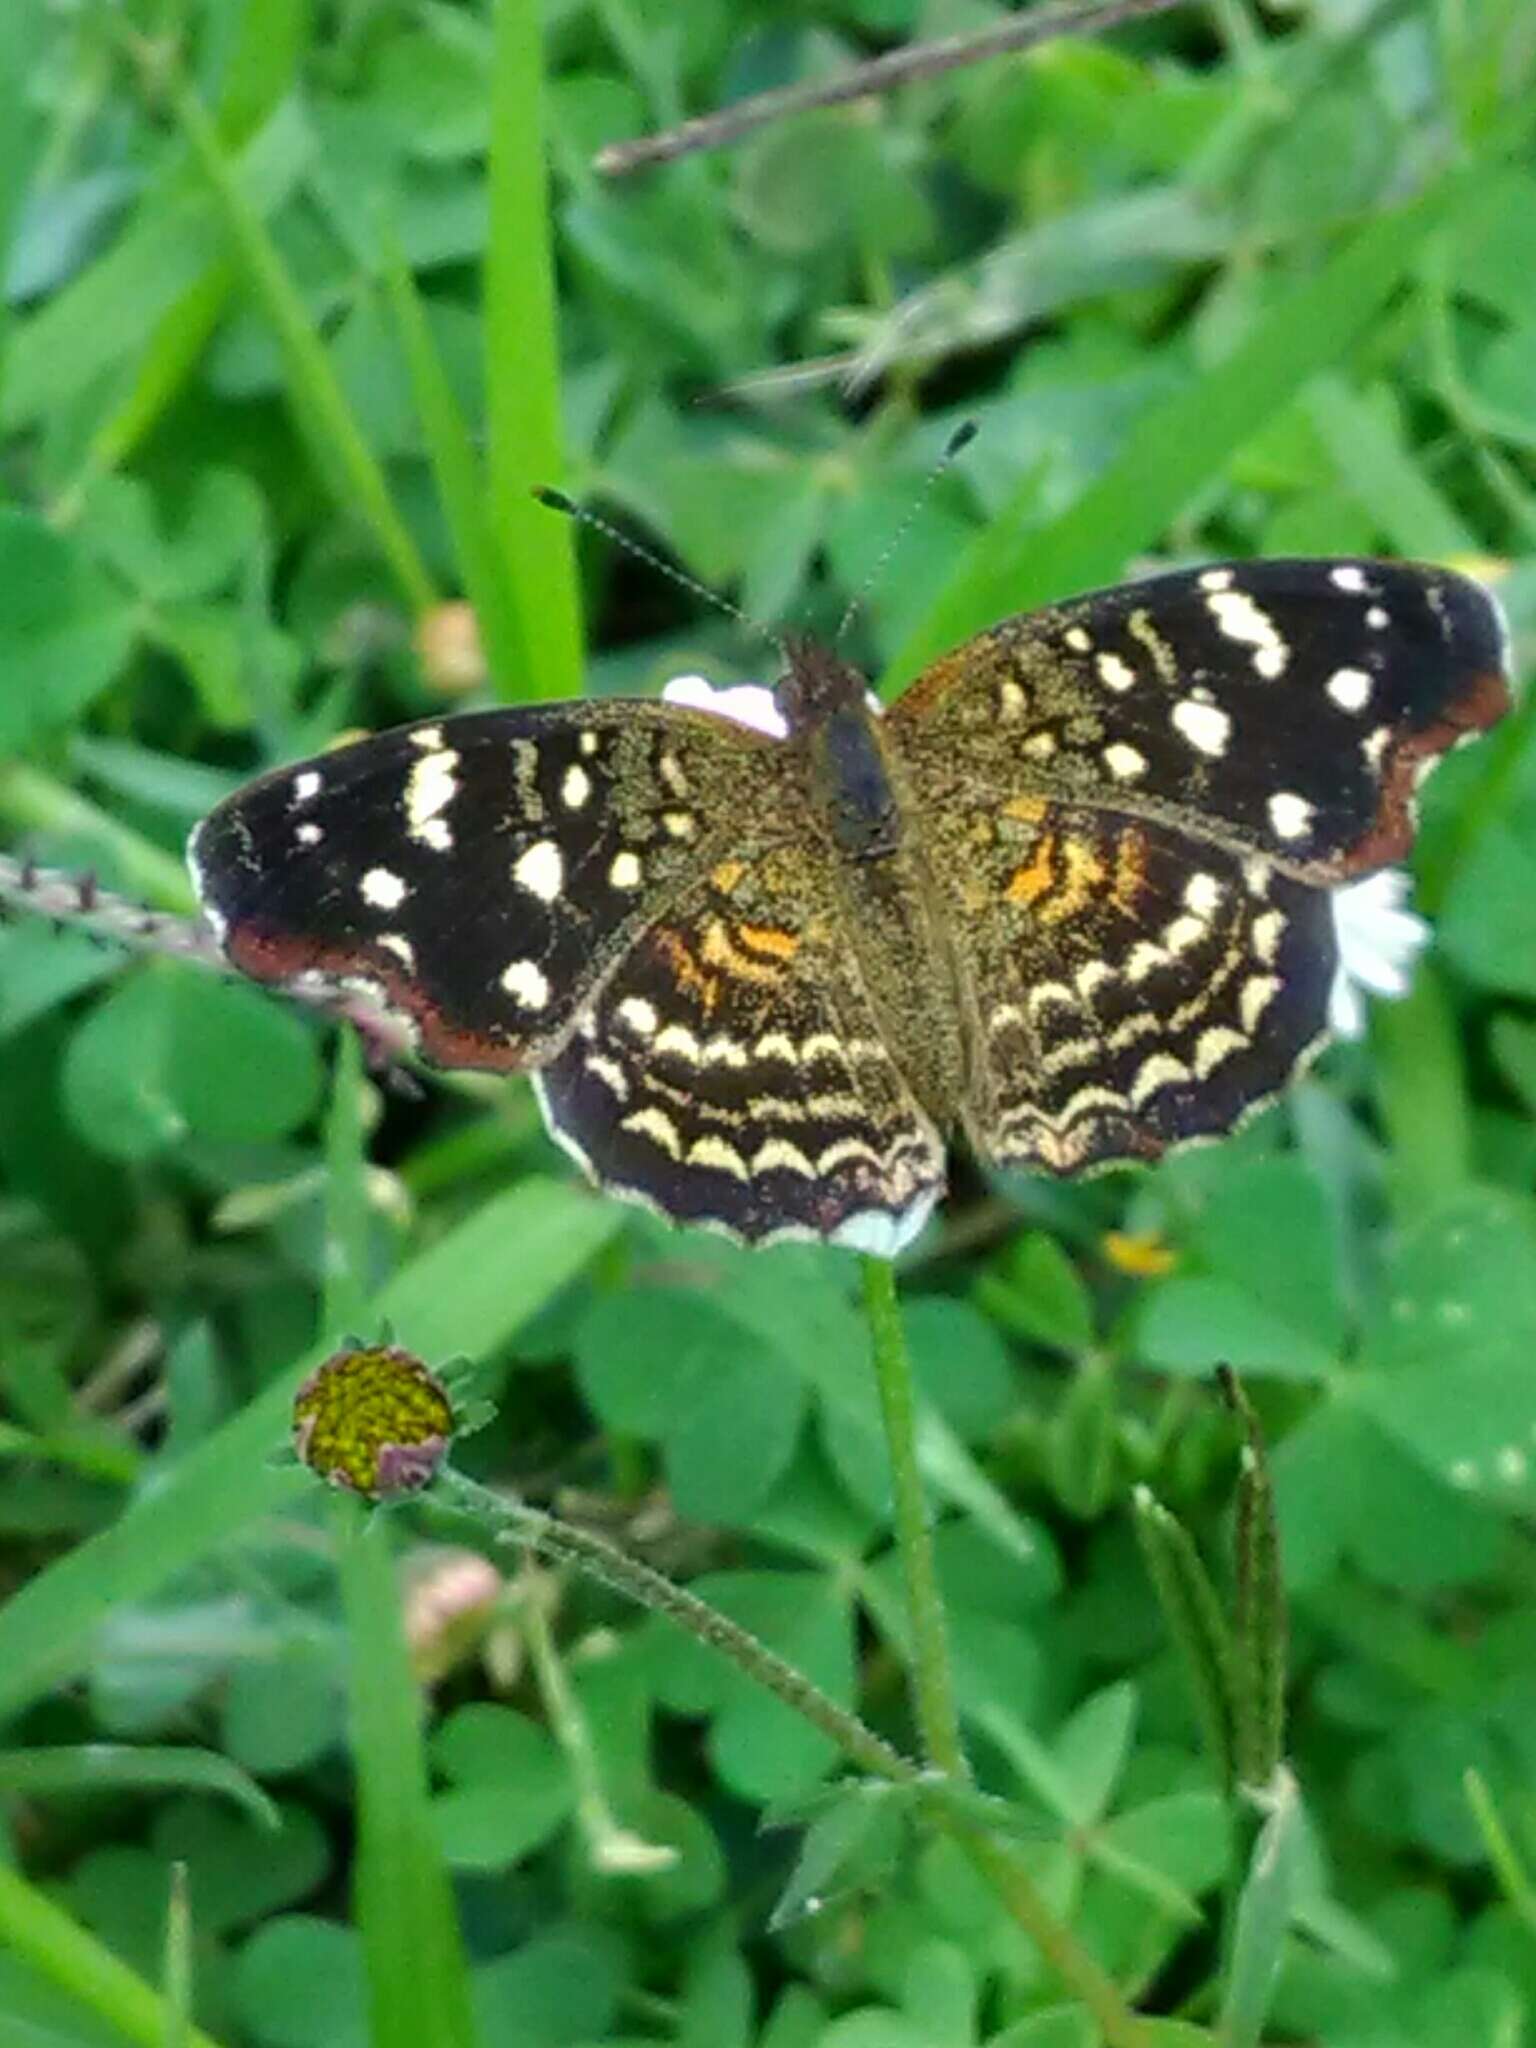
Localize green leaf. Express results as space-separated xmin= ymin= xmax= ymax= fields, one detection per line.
xmin=1349 ymin=1189 xmax=1536 ymax=1505
xmin=1051 ymin=1681 xmax=1137 ymax=1827
xmin=992 ymin=1232 xmax=1096 ymax=1354
xmin=429 ymin=1704 xmax=573 ymax=1870
xmin=0 ymin=510 xmax=134 ymax=750
xmin=61 ymin=968 xmax=324 ymax=1160
xmin=233 ymin=1916 xmax=368 ymax=2048
xmin=222 ymin=1647 xmax=342 ymax=1778
xmin=472 ymin=1928 xmax=621 ymax=2048
xmin=0 ymin=1744 xmax=278 ymax=1831
xmin=1138 ymin=1278 xmax=1335 ymax=1381
xmin=1219 ymin=1771 xmax=1305 ymax=2048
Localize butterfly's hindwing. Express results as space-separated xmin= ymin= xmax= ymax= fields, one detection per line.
xmin=188 ymin=704 xmax=779 ymax=1070
xmin=891 ymin=558 xmax=1508 ymax=878
xmin=922 ymin=798 xmax=1337 ymax=1174
xmin=536 ymin=849 xmax=946 ymax=1250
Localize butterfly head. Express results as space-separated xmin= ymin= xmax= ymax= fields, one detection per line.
xmin=777 ymin=633 xmax=898 ymax=860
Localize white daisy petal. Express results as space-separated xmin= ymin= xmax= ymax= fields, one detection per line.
xmin=1328 ymin=869 xmax=1429 ymax=1039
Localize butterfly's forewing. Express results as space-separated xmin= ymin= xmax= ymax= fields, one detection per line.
xmin=188 ymin=703 xmax=777 ymax=1070
xmin=889 ymin=558 xmax=1509 ymax=878
xmin=888 ymin=557 xmax=1509 ymax=1175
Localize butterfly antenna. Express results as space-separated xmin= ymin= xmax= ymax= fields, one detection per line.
xmin=533 ymin=487 xmax=785 ymax=657
xmin=836 ymin=419 xmax=978 ymax=646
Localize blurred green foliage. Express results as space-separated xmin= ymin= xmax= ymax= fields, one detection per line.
xmin=3 ymin=0 xmax=1536 ymax=2043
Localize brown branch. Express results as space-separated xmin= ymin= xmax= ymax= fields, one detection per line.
xmin=0 ymin=854 xmax=226 ymax=970
xmin=595 ymin=0 xmax=1188 ymax=177
xmin=0 ymin=853 xmax=421 ymax=1080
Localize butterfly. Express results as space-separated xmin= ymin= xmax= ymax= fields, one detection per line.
xmin=188 ymin=558 xmax=1509 ymax=1255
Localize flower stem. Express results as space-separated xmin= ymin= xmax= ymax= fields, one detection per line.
xmin=859 ymin=1254 xmax=969 ymax=1781
xmin=954 ymin=1827 xmax=1153 ymax=2048
xmin=434 ymin=1469 xmax=912 ymax=1784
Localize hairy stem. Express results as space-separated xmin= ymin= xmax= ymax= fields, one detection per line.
xmin=859 ymin=1254 xmax=969 ymax=1781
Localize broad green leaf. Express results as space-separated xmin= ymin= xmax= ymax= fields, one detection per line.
xmin=62 ymin=967 xmax=324 ymax=1159
xmin=429 ymin=1704 xmax=573 ymax=1870
xmin=1350 ymin=1189 xmax=1536 ymax=1505
xmin=0 ymin=510 xmax=134 ymax=749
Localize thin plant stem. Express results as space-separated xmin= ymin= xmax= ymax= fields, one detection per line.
xmin=859 ymin=1255 xmax=969 ymax=1781
xmin=595 ymin=0 xmax=1184 ymax=174
xmin=437 ymin=1468 xmax=913 ymax=1784
xmin=956 ymin=1827 xmax=1153 ymax=2048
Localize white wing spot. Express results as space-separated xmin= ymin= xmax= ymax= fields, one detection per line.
xmin=998 ymin=678 xmax=1027 ymax=722
xmin=1240 ymin=975 xmax=1281 ymax=1031
xmin=687 ymin=1134 xmax=749 ymax=1181
xmin=405 ymin=748 xmax=459 ymax=845
xmin=616 ymin=996 xmax=658 ymax=1037
xmin=361 ymin=867 xmax=409 ymax=910
xmin=1199 ymin=567 xmax=1235 ymax=592
xmin=291 ymin=770 xmax=322 ymax=805
xmin=378 ymin=933 xmax=416 ymax=971
xmin=609 ymin=851 xmax=643 ymax=890
xmin=1268 ymin=791 xmax=1314 ymax=841
xmin=1130 ymin=1052 xmax=1191 ymax=1106
xmin=1330 ymin=565 xmax=1368 ymax=594
xmin=1097 ymin=653 xmax=1136 ymax=692
xmin=1194 ymin=1026 xmax=1247 ymax=1078
xmin=1172 ymin=698 xmax=1232 ymax=757
xmin=622 ymin=1106 xmax=681 ymax=1158
xmin=409 ymin=726 xmax=444 ymax=750
xmin=561 ymin=763 xmax=592 ymax=810
xmin=1327 ymin=667 xmax=1372 ymax=713
xmin=1023 ymin=730 xmax=1057 ymax=759
xmin=1252 ymin=909 xmax=1285 ymax=964
xmin=513 ymin=839 xmax=564 ymax=902
xmin=1208 ymin=588 xmax=1289 ymax=678
xmin=751 ymin=1138 xmax=816 ymax=1178
xmin=1366 ymin=606 xmax=1389 ymax=629
xmin=663 ymin=811 xmax=697 ymax=841
xmin=501 ymin=958 xmax=550 ymax=1010
xmin=295 ymin=821 xmax=323 ymax=846
xmin=1184 ymin=872 xmax=1223 ymax=918
xmin=1064 ymin=626 xmax=1092 ymax=652
xmin=578 ymin=732 xmax=600 ymax=756
xmin=1104 ymin=742 xmax=1147 ymax=782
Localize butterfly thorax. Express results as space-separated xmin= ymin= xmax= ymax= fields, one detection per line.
xmin=779 ymin=635 xmax=970 ymax=1131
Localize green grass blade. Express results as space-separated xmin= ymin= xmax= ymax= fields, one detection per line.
xmin=162 ymin=1863 xmax=192 ymax=2048
xmin=882 ymin=156 xmax=1509 ymax=689
xmin=0 ymin=1178 xmax=620 ymax=1726
xmin=341 ymin=1508 xmax=482 ymax=2048
xmin=1304 ymin=377 xmax=1480 ymax=559
xmin=485 ymin=0 xmax=584 ymax=702
xmin=0 ymin=1861 xmax=226 ymax=2048
xmin=379 ymin=230 xmax=532 ymax=695
xmin=322 ymin=1026 xmax=369 ymax=1336
xmin=0 ymin=1746 xmax=278 ymax=1831
xmin=154 ymin=52 xmax=438 ymax=618
xmin=1218 ymin=1769 xmax=1304 ymax=2048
